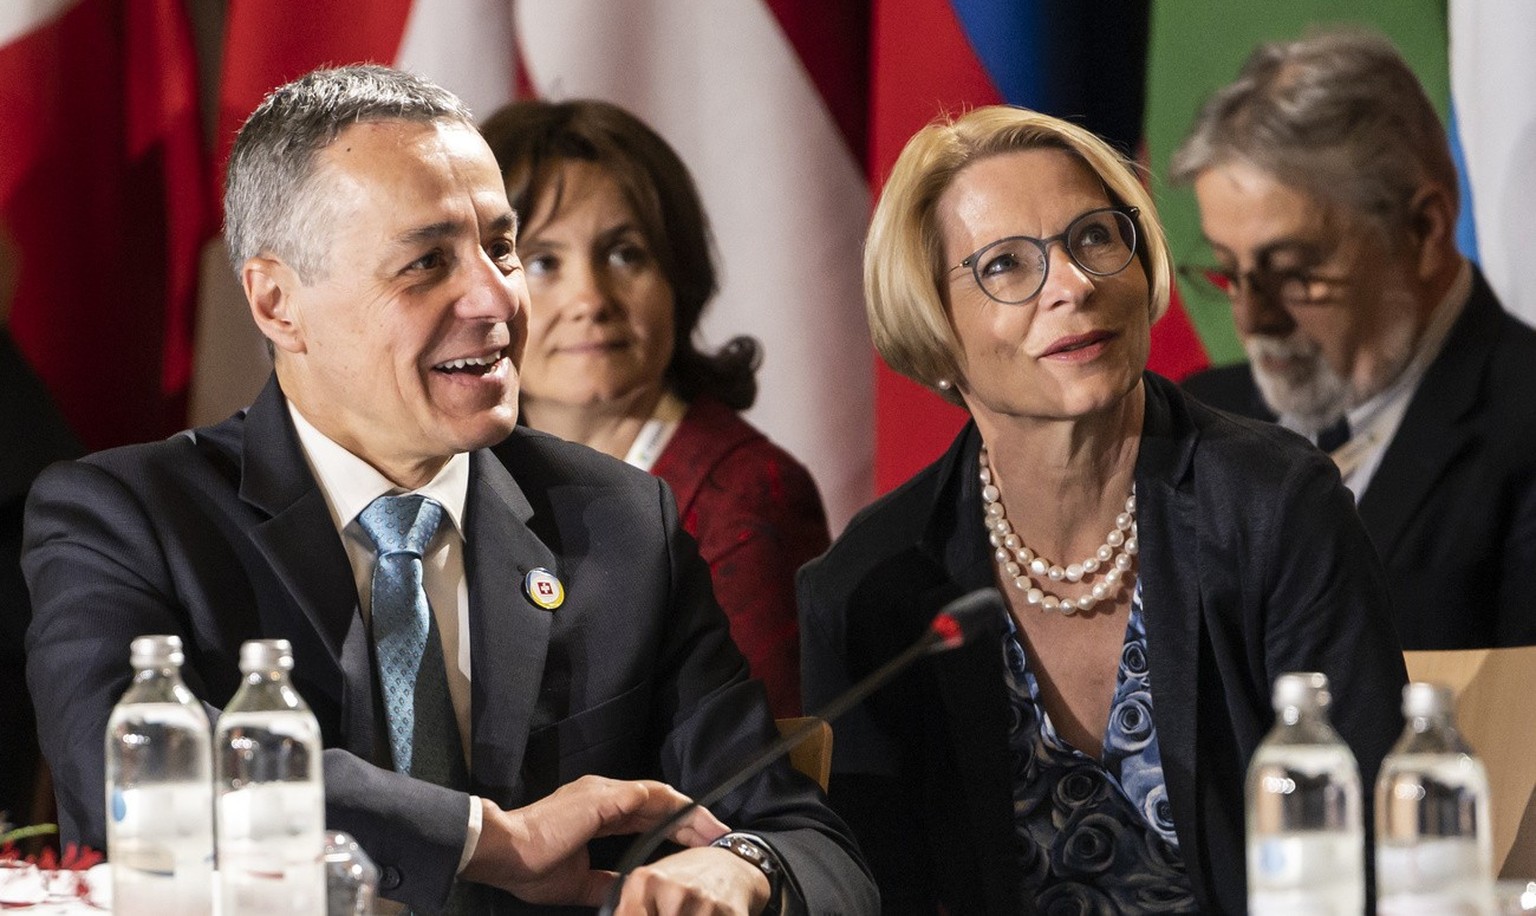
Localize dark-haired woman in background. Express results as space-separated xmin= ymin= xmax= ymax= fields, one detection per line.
xmin=482 ymin=99 xmax=828 ymax=716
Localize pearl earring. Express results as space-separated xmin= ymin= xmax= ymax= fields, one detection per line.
xmin=936 ymin=378 xmax=952 ymax=390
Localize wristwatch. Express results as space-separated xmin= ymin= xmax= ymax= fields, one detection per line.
xmin=710 ymin=832 xmax=784 ymax=913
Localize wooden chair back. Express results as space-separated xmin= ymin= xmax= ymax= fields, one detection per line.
xmin=1403 ymin=646 xmax=1536 ymax=877
xmin=776 ymin=716 xmax=833 ymax=792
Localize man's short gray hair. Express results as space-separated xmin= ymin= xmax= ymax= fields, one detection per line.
xmin=1170 ymin=28 xmax=1458 ymax=239
xmin=224 ymin=64 xmax=474 ymax=281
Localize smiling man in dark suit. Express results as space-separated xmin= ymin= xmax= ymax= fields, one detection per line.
xmin=22 ymin=65 xmax=873 ymax=915
xmin=1173 ymin=29 xmax=1536 ymax=650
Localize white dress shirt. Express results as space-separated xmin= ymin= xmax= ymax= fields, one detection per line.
xmin=288 ymin=404 xmax=482 ymax=873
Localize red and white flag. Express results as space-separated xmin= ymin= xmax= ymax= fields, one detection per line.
xmin=0 ymin=0 xmax=211 ymax=449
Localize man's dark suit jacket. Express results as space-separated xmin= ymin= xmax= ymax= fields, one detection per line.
xmin=799 ymin=373 xmax=1407 ymax=914
xmin=0 ymin=328 xmax=79 ymax=826
xmin=23 ymin=376 xmax=875 ymax=914
xmin=1184 ymin=266 xmax=1536 ymax=649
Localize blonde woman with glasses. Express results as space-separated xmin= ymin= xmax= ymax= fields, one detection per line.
xmin=799 ymin=106 xmax=1407 ymax=913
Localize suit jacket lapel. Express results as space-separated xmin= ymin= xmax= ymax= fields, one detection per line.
xmin=463 ymin=448 xmax=554 ymax=806
xmin=238 ymin=376 xmax=376 ymax=759
xmin=1356 ymin=272 xmax=1497 ymax=561
xmin=1133 ymin=376 xmax=1207 ymax=891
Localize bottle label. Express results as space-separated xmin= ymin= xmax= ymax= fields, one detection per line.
xmin=218 ymin=783 xmax=326 ymax=914
xmin=1249 ymin=833 xmax=1364 ymax=915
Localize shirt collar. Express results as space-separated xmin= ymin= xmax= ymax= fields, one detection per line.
xmin=287 ymin=402 xmax=470 ymax=539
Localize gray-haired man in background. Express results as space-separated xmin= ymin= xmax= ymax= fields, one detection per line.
xmin=1175 ymin=29 xmax=1536 ymax=650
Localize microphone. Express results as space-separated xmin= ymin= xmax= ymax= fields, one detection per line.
xmin=597 ymin=587 xmax=1003 ymax=914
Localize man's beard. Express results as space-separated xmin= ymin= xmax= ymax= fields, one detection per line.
xmin=1246 ymin=334 xmax=1351 ymax=434
xmin=1246 ymin=304 xmax=1419 ymax=436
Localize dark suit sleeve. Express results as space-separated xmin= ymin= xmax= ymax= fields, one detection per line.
xmin=24 ymin=459 xmax=186 ymax=850
xmin=24 ymin=459 xmax=473 ymax=912
xmin=650 ymin=478 xmax=877 ymax=915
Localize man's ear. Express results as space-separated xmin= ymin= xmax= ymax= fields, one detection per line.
xmin=1407 ymin=181 xmax=1458 ymax=281
xmin=243 ymin=256 xmax=306 ymax=354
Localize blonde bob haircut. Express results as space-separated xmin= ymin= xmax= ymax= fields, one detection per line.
xmin=865 ymin=105 xmax=1172 ymax=405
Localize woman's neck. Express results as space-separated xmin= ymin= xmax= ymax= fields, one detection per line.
xmin=522 ymin=387 xmax=677 ymax=460
xmin=973 ymin=382 xmax=1145 ymax=563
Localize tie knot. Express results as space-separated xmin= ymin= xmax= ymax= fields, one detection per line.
xmin=358 ymin=494 xmax=444 ymax=557
xmin=1316 ymin=416 xmax=1351 ymax=453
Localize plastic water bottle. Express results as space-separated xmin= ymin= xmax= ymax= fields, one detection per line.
xmin=1376 ymin=682 xmax=1493 ymax=915
xmin=1246 ymin=671 xmax=1365 ymax=915
xmin=215 ymin=639 xmax=325 ymax=915
xmin=104 ymin=634 xmax=214 ymax=915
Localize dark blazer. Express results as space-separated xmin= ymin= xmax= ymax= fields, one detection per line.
xmin=0 ymin=328 xmax=79 ymax=827
xmin=24 ymin=376 xmax=875 ymax=915
xmin=1183 ymin=266 xmax=1536 ymax=649
xmin=652 ymin=396 xmax=830 ymax=718
xmin=799 ymin=373 xmax=1407 ymax=914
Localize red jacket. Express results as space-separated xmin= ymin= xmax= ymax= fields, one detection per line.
xmin=652 ymin=396 xmax=829 ymax=716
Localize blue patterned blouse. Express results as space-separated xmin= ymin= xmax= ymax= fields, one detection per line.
xmin=1003 ymin=582 xmax=1197 ymax=913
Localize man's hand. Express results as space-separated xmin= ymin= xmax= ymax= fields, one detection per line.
xmin=613 ymin=845 xmax=772 ymax=916
xmin=462 ymin=775 xmax=730 ymax=907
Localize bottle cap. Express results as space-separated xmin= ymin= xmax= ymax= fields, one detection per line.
xmin=1272 ymin=671 xmax=1331 ymax=711
xmin=239 ymin=638 xmax=295 ymax=675
xmin=1402 ymin=681 xmax=1453 ymax=719
xmin=129 ymin=634 xmax=184 ymax=669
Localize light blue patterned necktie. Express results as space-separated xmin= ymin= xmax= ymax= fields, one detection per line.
xmin=357 ymin=494 xmax=466 ymax=788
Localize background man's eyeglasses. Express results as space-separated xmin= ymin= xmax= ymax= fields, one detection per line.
xmin=1177 ymin=263 xmax=1334 ymax=309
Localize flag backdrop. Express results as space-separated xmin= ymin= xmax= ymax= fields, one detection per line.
xmin=1 ymin=1 xmax=1522 ymax=530
xmin=1449 ymin=0 xmax=1536 ymax=328
xmin=0 ymin=0 xmax=210 ymax=451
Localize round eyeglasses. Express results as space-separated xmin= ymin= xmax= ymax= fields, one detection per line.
xmin=955 ymin=206 xmax=1140 ymax=305
xmin=1176 ymin=262 xmax=1332 ymax=311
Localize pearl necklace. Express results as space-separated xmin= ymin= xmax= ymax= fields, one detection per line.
xmin=979 ymin=445 xmax=1137 ymax=615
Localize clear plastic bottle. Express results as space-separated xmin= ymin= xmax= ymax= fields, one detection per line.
xmin=215 ymin=639 xmax=325 ymax=915
xmin=1375 ymin=682 xmax=1493 ymax=915
xmin=1246 ymin=671 xmax=1365 ymax=915
xmin=104 ymin=634 xmax=214 ymax=915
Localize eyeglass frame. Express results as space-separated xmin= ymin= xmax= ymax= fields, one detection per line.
xmin=1177 ymin=252 xmax=1346 ymax=312
xmin=950 ymin=206 xmax=1142 ymax=305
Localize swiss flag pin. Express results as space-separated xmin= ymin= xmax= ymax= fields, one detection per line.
xmin=523 ymin=567 xmax=564 ymax=610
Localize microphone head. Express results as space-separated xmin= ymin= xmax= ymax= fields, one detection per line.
xmin=927 ymin=587 xmax=1003 ymax=650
